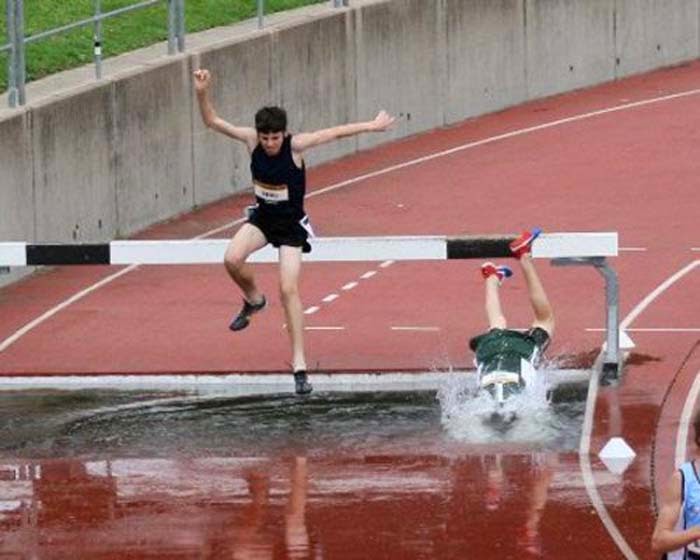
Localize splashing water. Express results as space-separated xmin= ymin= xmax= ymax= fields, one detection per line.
xmin=437 ymin=367 xmax=583 ymax=448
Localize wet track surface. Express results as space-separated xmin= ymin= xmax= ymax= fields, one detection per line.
xmin=0 ymin=388 xmax=590 ymax=558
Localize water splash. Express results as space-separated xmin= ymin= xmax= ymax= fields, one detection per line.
xmin=437 ymin=366 xmax=582 ymax=448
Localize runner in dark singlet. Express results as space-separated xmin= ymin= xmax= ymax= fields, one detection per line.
xmin=193 ymin=69 xmax=395 ymax=394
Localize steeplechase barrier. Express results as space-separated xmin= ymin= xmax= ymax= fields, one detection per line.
xmin=0 ymin=232 xmax=621 ymax=376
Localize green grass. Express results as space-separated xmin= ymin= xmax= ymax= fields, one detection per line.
xmin=0 ymin=0 xmax=325 ymax=93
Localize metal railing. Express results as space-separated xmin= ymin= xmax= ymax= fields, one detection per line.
xmin=256 ymin=0 xmax=348 ymax=29
xmin=1 ymin=0 xmax=186 ymax=107
xmin=1 ymin=0 xmax=349 ymax=108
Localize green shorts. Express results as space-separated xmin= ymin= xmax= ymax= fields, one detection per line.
xmin=469 ymin=327 xmax=550 ymax=375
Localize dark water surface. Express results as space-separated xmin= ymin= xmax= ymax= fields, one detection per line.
xmin=0 ymin=388 xmax=602 ymax=559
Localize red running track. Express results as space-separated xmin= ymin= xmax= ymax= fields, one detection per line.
xmin=1 ymin=62 xmax=700 ymax=558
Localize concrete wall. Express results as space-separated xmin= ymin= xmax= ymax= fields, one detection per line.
xmin=1 ymin=0 xmax=699 ymax=278
xmin=113 ymin=57 xmax=194 ymax=235
xmin=525 ymin=0 xmax=616 ymax=99
xmin=0 ymin=109 xmax=33 ymax=244
xmin=355 ymin=0 xmax=445 ymax=149
xmin=0 ymin=109 xmax=34 ymax=287
xmin=615 ymin=0 xmax=700 ymax=77
xmin=444 ymin=0 xmax=527 ymax=122
xmin=30 ymin=82 xmax=117 ymax=242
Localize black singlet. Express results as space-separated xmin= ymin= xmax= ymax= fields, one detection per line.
xmin=250 ymin=134 xmax=305 ymax=219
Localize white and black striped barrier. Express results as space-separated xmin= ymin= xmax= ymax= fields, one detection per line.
xmin=0 ymin=232 xmax=622 ymax=377
xmin=0 ymin=233 xmax=617 ymax=265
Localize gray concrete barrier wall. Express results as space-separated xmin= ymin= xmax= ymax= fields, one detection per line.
xmin=112 ymin=57 xmax=194 ymax=235
xmin=0 ymin=109 xmax=34 ymax=287
xmin=355 ymin=0 xmax=445 ymax=150
xmin=444 ymin=0 xmax=527 ymax=123
xmin=615 ymin=0 xmax=700 ymax=78
xmin=525 ymin=0 xmax=616 ymax=100
xmin=1 ymin=0 xmax=699 ymax=278
xmin=31 ymin=83 xmax=117 ymax=243
xmin=0 ymin=110 xmax=33 ymax=243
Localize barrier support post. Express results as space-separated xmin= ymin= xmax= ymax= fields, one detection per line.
xmin=551 ymin=257 xmax=620 ymax=383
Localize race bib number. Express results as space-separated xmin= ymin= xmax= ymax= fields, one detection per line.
xmin=254 ymin=181 xmax=289 ymax=203
xmin=480 ymin=371 xmax=520 ymax=388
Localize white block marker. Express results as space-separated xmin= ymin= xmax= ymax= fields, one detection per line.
xmin=599 ymin=437 xmax=636 ymax=475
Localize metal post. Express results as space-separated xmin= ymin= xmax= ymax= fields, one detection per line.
xmin=551 ymin=257 xmax=620 ymax=383
xmin=594 ymin=260 xmax=620 ymax=383
xmin=6 ymin=0 xmax=17 ymax=107
xmin=167 ymin=0 xmax=176 ymax=54
xmin=14 ymin=0 xmax=26 ymax=106
xmin=93 ymin=0 xmax=103 ymax=79
xmin=176 ymin=0 xmax=185 ymax=53
xmin=257 ymin=0 xmax=264 ymax=29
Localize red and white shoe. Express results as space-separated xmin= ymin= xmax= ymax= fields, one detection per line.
xmin=509 ymin=228 xmax=542 ymax=259
xmin=481 ymin=262 xmax=513 ymax=284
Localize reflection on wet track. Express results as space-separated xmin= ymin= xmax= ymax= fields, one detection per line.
xmin=0 ymin=389 xmax=594 ymax=557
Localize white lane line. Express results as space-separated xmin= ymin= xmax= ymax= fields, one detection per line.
xmin=390 ymin=326 xmax=440 ymax=332
xmin=322 ymin=294 xmax=339 ymax=303
xmin=580 ymin=259 xmax=700 ymax=560
xmin=303 ymin=306 xmax=320 ymax=315
xmin=304 ymin=326 xmax=345 ymax=331
xmin=675 ymin=370 xmax=700 ymax=468
xmin=620 ymin=260 xmax=699 ymax=330
xmin=586 ymin=328 xmax=700 ymax=333
xmin=341 ymin=281 xmax=358 ymax=291
xmin=360 ymin=271 xmax=377 ymax=279
xmin=579 ymin=364 xmax=638 ymax=559
xmin=620 ymin=247 xmax=647 ymax=252
xmin=0 ymin=265 xmax=137 ymax=353
xmin=5 ymin=88 xmax=700 ymax=353
xmin=308 ymin=88 xmax=700 ymax=201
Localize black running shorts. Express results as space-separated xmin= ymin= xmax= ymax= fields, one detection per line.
xmin=247 ymin=207 xmax=313 ymax=253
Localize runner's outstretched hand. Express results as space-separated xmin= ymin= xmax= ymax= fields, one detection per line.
xmin=370 ymin=110 xmax=396 ymax=132
xmin=193 ymin=69 xmax=212 ymax=93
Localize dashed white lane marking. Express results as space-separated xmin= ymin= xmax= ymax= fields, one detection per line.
xmin=304 ymin=326 xmax=345 ymax=331
xmin=303 ymin=306 xmax=320 ymax=315
xmin=675 ymin=370 xmax=700 ymax=468
xmin=390 ymin=326 xmax=441 ymax=332
xmin=586 ymin=327 xmax=700 ymax=333
xmin=620 ymin=247 xmax=647 ymax=252
xmin=307 ymin=268 xmax=381 ymax=320
xmin=5 ymin=88 xmax=700 ymax=353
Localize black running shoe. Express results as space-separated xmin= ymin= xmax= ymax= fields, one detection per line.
xmin=229 ymin=296 xmax=266 ymax=332
xmin=294 ymin=371 xmax=313 ymax=395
